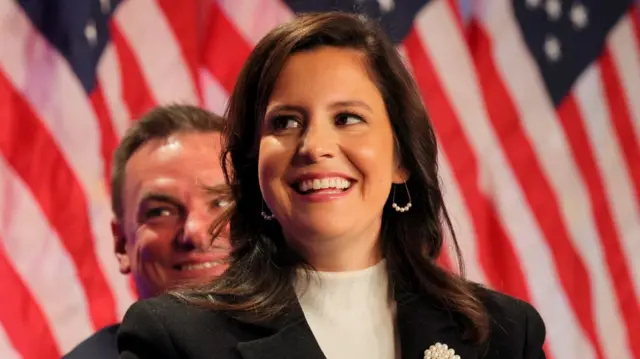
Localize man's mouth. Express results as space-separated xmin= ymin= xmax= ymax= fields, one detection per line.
xmin=174 ymin=260 xmax=224 ymax=271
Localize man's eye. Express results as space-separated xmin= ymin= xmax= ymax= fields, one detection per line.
xmin=144 ymin=207 xmax=175 ymax=219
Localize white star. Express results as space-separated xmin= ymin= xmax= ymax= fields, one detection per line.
xmin=546 ymin=0 xmax=562 ymax=21
xmin=526 ymin=0 xmax=543 ymax=10
xmin=544 ymin=34 xmax=562 ymax=62
xmin=85 ymin=19 xmax=98 ymax=47
xmin=100 ymin=0 xmax=111 ymax=14
xmin=570 ymin=3 xmax=588 ymax=29
xmin=377 ymin=0 xmax=395 ymax=13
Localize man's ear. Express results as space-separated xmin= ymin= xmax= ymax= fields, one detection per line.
xmin=112 ymin=220 xmax=131 ymax=274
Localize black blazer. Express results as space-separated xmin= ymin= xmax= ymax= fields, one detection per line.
xmin=117 ymin=286 xmax=546 ymax=359
xmin=63 ymin=324 xmax=120 ymax=359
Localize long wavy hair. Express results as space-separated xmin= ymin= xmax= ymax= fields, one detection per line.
xmin=175 ymin=12 xmax=490 ymax=343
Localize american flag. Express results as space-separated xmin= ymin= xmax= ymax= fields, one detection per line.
xmin=0 ymin=0 xmax=638 ymax=358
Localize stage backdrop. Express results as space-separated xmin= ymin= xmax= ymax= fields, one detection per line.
xmin=0 ymin=0 xmax=639 ymax=358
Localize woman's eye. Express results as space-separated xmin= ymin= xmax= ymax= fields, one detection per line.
xmin=335 ymin=113 xmax=364 ymax=126
xmin=270 ymin=115 xmax=300 ymax=131
xmin=212 ymin=199 xmax=230 ymax=208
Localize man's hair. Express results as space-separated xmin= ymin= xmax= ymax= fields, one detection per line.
xmin=111 ymin=104 xmax=224 ymax=220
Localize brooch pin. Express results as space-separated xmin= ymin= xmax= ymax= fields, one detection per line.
xmin=423 ymin=342 xmax=460 ymax=359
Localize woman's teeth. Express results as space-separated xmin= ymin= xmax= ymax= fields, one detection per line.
xmin=180 ymin=261 xmax=221 ymax=271
xmin=297 ymin=177 xmax=352 ymax=193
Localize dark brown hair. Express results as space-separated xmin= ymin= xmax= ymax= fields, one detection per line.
xmin=111 ymin=104 xmax=225 ymax=220
xmin=177 ymin=12 xmax=490 ymax=343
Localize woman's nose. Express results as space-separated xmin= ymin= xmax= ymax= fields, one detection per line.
xmin=296 ymin=120 xmax=337 ymax=163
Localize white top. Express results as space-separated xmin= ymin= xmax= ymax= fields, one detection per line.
xmin=294 ymin=260 xmax=400 ymax=359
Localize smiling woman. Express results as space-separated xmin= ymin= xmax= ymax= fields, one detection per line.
xmin=258 ymin=46 xmax=406 ymax=267
xmin=117 ymin=12 xmax=547 ymax=359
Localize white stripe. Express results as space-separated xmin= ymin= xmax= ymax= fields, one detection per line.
xmin=438 ymin=152 xmax=488 ymax=285
xmin=415 ymin=1 xmax=594 ymax=358
xmin=114 ymin=0 xmax=199 ymax=105
xmin=0 ymin=1 xmax=135 ymax=320
xmin=200 ymin=68 xmax=229 ymax=117
xmin=0 ymin=157 xmax=94 ymax=353
xmin=575 ymin=64 xmax=640 ymax=300
xmin=481 ymin=0 xmax=634 ymax=357
xmin=218 ymin=0 xmax=294 ymax=45
xmin=97 ymin=43 xmax=132 ymax=139
xmin=608 ymin=15 xmax=640 ymax=141
xmin=0 ymin=325 xmax=21 ymax=359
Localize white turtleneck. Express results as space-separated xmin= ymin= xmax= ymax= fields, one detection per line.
xmin=294 ymin=260 xmax=399 ymax=359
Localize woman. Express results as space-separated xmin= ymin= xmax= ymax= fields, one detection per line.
xmin=118 ymin=12 xmax=546 ymax=359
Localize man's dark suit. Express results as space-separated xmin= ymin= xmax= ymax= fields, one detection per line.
xmin=117 ymin=285 xmax=547 ymax=359
xmin=63 ymin=324 xmax=119 ymax=359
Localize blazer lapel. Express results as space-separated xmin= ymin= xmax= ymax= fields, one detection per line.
xmin=236 ymin=301 xmax=326 ymax=359
xmin=395 ymin=291 xmax=481 ymax=359
xmin=236 ymin=285 xmax=482 ymax=359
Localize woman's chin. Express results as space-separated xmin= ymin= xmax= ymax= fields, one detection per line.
xmin=283 ymin=215 xmax=353 ymax=240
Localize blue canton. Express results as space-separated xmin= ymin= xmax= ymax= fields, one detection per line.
xmin=284 ymin=0 xmax=431 ymax=43
xmin=513 ymin=0 xmax=632 ymax=105
xmin=17 ymin=0 xmax=123 ymax=93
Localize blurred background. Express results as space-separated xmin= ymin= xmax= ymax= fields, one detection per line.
xmin=0 ymin=0 xmax=638 ymax=358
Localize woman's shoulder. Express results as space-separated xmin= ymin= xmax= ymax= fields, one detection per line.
xmin=472 ymin=284 xmax=547 ymax=357
xmin=474 ymin=284 xmax=545 ymax=329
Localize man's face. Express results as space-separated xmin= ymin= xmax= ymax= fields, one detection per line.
xmin=114 ymin=131 xmax=230 ymax=299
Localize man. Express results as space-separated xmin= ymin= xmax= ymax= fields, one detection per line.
xmin=64 ymin=104 xmax=230 ymax=358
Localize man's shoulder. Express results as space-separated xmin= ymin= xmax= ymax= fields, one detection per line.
xmin=118 ymin=294 xmax=253 ymax=356
xmin=63 ymin=324 xmax=120 ymax=359
xmin=132 ymin=293 xmax=227 ymax=324
xmin=122 ymin=293 xmax=239 ymax=337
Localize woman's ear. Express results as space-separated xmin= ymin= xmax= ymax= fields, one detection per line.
xmin=392 ymin=166 xmax=409 ymax=184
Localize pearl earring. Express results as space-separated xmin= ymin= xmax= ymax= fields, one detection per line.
xmin=391 ymin=182 xmax=412 ymax=213
xmin=261 ymin=201 xmax=274 ymax=220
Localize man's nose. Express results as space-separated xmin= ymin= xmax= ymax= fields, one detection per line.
xmin=174 ymin=210 xmax=214 ymax=251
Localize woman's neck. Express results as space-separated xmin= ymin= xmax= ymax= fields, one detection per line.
xmin=295 ymin=236 xmax=382 ymax=272
xmin=284 ymin=218 xmax=384 ymax=271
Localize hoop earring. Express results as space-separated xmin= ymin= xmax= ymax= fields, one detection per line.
xmin=391 ymin=182 xmax=412 ymax=213
xmin=261 ymin=201 xmax=275 ymax=220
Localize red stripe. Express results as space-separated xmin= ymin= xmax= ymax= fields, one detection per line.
xmin=446 ymin=0 xmax=464 ymax=31
xmin=0 ymin=243 xmax=60 ymax=359
xmin=109 ymin=22 xmax=157 ymax=120
xmin=436 ymin=244 xmax=453 ymax=272
xmin=403 ymin=29 xmax=532 ymax=303
xmin=156 ymin=0 xmax=203 ymax=105
xmin=128 ymin=276 xmax=139 ymax=299
xmin=202 ymin=2 xmax=252 ymax=93
xmin=467 ymin=21 xmax=606 ymax=359
xmin=599 ymin=48 xmax=640 ymax=200
xmin=439 ymin=0 xmax=533 ymax=303
xmin=631 ymin=6 xmax=640 ymax=50
xmin=89 ymin=84 xmax=118 ymax=195
xmin=557 ymin=96 xmax=640 ymax=357
xmin=0 ymin=71 xmax=118 ymax=329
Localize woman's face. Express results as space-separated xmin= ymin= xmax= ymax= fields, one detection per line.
xmin=258 ymin=46 xmax=406 ymax=266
